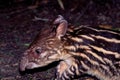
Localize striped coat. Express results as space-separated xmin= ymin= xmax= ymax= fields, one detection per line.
xmin=20 ymin=15 xmax=120 ymax=80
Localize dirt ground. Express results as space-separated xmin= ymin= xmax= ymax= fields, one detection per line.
xmin=0 ymin=0 xmax=120 ymax=80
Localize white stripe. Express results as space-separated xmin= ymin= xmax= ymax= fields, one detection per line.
xmin=79 ymin=45 xmax=91 ymax=50
xmin=80 ymin=35 xmax=95 ymax=41
xmin=73 ymin=62 xmax=79 ymax=75
xmin=80 ymin=53 xmax=100 ymax=65
xmin=64 ymin=45 xmax=76 ymax=51
xmin=82 ymin=26 xmax=120 ymax=35
xmin=89 ymin=45 xmax=120 ymax=58
xmin=91 ymin=34 xmax=120 ymax=43
xmin=79 ymin=45 xmax=105 ymax=64
xmin=71 ymin=37 xmax=83 ymax=42
xmin=81 ymin=61 xmax=90 ymax=70
xmin=86 ymin=50 xmax=105 ymax=64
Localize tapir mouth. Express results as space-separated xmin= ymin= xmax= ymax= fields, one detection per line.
xmin=19 ymin=57 xmax=40 ymax=71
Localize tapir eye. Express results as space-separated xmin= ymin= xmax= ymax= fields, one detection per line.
xmin=35 ymin=48 xmax=42 ymax=55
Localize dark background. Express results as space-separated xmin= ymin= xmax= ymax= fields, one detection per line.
xmin=0 ymin=0 xmax=120 ymax=80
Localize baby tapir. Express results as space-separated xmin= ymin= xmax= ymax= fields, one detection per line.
xmin=20 ymin=15 xmax=120 ymax=80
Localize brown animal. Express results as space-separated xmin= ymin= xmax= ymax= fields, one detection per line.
xmin=20 ymin=15 xmax=120 ymax=80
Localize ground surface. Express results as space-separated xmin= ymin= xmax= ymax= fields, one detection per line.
xmin=0 ymin=0 xmax=120 ymax=80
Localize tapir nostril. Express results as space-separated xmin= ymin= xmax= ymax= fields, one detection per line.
xmin=19 ymin=57 xmax=28 ymax=71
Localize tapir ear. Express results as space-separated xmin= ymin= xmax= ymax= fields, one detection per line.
xmin=54 ymin=15 xmax=68 ymax=40
xmin=53 ymin=15 xmax=64 ymax=24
